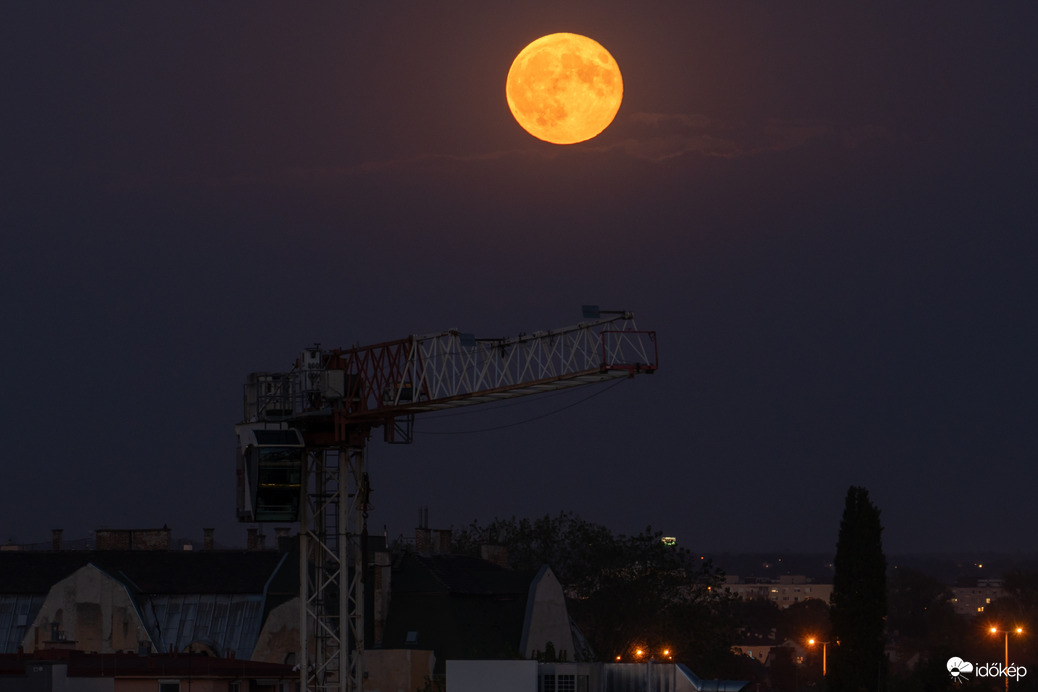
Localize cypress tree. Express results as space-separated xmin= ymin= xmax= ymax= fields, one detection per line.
xmin=829 ymin=486 xmax=887 ymax=692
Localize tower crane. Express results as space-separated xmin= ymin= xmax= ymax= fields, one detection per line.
xmin=234 ymin=307 xmax=657 ymax=692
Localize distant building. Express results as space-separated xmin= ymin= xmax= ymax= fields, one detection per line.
xmin=722 ymin=575 xmax=833 ymax=608
xmin=447 ymin=660 xmax=747 ymax=692
xmin=949 ymin=579 xmax=1006 ymax=615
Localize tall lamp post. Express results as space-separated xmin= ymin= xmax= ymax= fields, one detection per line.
xmin=989 ymin=626 xmax=1023 ymax=692
xmin=807 ymin=638 xmax=828 ymax=678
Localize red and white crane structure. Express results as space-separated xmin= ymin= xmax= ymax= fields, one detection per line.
xmin=235 ymin=307 xmax=657 ymax=692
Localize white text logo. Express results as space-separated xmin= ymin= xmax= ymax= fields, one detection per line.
xmin=948 ymin=656 xmax=1027 ymax=684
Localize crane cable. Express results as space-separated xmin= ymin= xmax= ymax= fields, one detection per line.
xmin=417 ymin=377 xmax=627 ymax=435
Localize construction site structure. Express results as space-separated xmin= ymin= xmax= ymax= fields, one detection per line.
xmin=234 ymin=307 xmax=658 ymax=692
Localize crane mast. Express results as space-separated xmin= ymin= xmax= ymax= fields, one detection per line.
xmin=235 ymin=308 xmax=657 ymax=692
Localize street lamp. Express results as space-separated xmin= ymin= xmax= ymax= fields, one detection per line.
xmin=807 ymin=637 xmax=828 ymax=677
xmin=989 ymin=626 xmax=1023 ymax=691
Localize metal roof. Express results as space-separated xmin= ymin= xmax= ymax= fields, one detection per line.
xmin=144 ymin=594 xmax=267 ymax=659
xmin=0 ymin=595 xmax=44 ymax=654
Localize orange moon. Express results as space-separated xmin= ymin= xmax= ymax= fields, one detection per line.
xmin=506 ymin=33 xmax=623 ymax=145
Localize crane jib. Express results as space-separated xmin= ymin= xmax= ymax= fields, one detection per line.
xmin=239 ymin=314 xmax=657 ymax=438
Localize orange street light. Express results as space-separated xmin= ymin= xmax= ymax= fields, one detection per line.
xmin=989 ymin=626 xmax=1024 ymax=692
xmin=807 ymin=637 xmax=828 ymax=677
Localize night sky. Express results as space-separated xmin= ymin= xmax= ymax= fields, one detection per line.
xmin=3 ymin=3 xmax=1037 ymax=556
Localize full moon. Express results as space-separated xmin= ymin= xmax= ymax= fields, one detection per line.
xmin=506 ymin=33 xmax=623 ymax=145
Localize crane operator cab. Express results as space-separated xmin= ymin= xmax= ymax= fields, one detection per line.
xmin=236 ymin=424 xmax=305 ymax=522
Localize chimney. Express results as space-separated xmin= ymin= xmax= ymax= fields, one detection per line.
xmin=274 ymin=527 xmax=292 ymax=552
xmin=415 ymin=507 xmax=432 ymax=555
xmin=203 ymin=528 xmax=214 ymax=551
xmin=131 ymin=527 xmax=171 ymax=551
xmin=52 ymin=529 xmax=63 ymax=552
xmin=96 ymin=529 xmax=132 ymax=550
xmin=432 ymin=529 xmax=452 ymax=555
xmin=415 ymin=527 xmax=431 ymax=556
xmin=247 ymin=528 xmax=265 ymax=551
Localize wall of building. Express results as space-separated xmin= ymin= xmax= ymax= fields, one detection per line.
xmin=364 ymin=649 xmax=434 ymax=692
xmin=0 ymin=662 xmax=115 ymax=692
xmin=446 ymin=660 xmax=538 ymax=692
xmin=23 ymin=566 xmax=148 ymax=654
xmin=520 ymin=567 xmax=574 ymax=661
xmin=250 ymin=599 xmax=300 ymax=665
xmin=950 ymin=582 xmax=1006 ymax=615
xmin=723 ymin=582 xmax=832 ymax=608
xmin=446 ymin=661 xmax=746 ymax=692
xmin=114 ymin=679 xmax=226 ymax=692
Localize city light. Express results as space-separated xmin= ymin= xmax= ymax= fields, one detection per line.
xmin=989 ymin=626 xmax=1024 ymax=692
xmin=623 ymin=646 xmax=672 ymax=661
xmin=807 ymin=637 xmax=829 ymax=677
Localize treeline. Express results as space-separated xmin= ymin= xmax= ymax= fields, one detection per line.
xmin=450 ymin=512 xmax=743 ymax=677
xmin=449 ymin=510 xmax=1038 ymax=691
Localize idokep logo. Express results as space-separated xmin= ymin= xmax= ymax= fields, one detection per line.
xmin=947 ymin=657 xmax=973 ymax=681
xmin=947 ymin=656 xmax=1027 ymax=684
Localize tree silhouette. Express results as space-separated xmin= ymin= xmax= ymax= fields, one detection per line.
xmin=829 ymin=486 xmax=887 ymax=692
